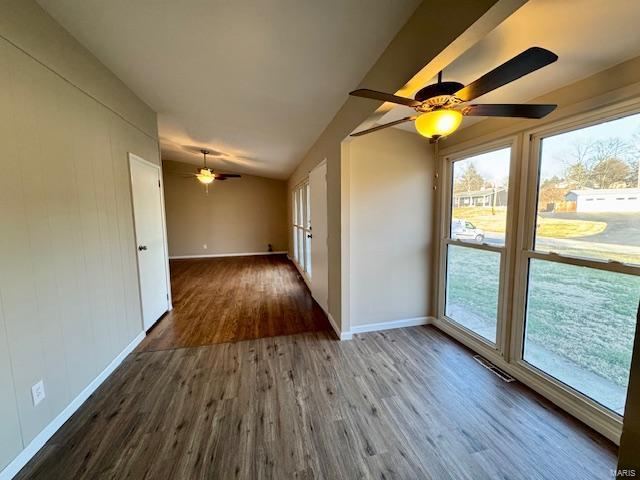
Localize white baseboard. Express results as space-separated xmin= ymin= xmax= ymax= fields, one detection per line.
xmin=286 ymin=257 xmax=350 ymax=340
xmin=349 ymin=316 xmax=431 ymax=335
xmin=326 ymin=311 xmax=352 ymax=340
xmin=169 ymin=251 xmax=287 ymax=260
xmin=0 ymin=331 xmax=146 ymax=480
xmin=289 ymin=257 xmax=312 ymax=290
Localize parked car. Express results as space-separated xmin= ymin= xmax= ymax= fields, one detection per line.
xmin=452 ymin=219 xmax=485 ymax=242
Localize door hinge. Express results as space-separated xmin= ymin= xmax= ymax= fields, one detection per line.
xmin=158 ymin=180 xmax=161 ymax=187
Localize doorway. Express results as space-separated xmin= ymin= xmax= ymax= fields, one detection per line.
xmin=129 ymin=153 xmax=170 ymax=331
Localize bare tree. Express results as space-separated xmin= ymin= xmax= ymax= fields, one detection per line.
xmin=454 ymin=163 xmax=485 ymax=192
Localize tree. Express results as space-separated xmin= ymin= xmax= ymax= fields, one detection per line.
xmin=590 ymin=157 xmax=631 ymax=188
xmin=626 ymin=159 xmax=640 ymax=188
xmin=454 ymin=163 xmax=484 ymax=192
xmin=539 ymin=175 xmax=567 ymax=208
xmin=561 ymin=137 xmax=637 ymax=188
xmin=565 ymin=162 xmax=591 ymax=189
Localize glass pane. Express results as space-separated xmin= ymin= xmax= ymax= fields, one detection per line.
xmin=297 ymin=228 xmax=304 ymax=267
xmin=305 ymin=233 xmax=312 ymax=276
xmin=297 ymin=189 xmax=304 ymax=226
xmin=523 ymin=259 xmax=640 ymax=414
xmin=451 ymin=147 xmax=511 ymax=246
xmin=293 ymin=227 xmax=299 ymax=261
xmin=534 ymin=112 xmax=640 ymax=265
xmin=445 ymin=245 xmax=500 ymax=343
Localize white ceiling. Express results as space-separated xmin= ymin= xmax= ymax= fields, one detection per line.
xmin=374 ymin=0 xmax=640 ymax=134
xmin=38 ymin=0 xmax=420 ymax=178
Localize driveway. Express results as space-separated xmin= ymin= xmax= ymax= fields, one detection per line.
xmin=539 ymin=212 xmax=640 ymax=246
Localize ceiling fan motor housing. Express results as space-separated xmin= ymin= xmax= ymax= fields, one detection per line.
xmin=414 ymin=81 xmax=464 ymax=102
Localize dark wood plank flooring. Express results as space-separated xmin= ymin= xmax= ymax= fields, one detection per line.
xmin=138 ymin=255 xmax=330 ymax=351
xmin=17 ymin=326 xmax=616 ymax=479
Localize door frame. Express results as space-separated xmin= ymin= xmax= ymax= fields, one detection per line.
xmin=128 ymin=152 xmax=172 ymax=332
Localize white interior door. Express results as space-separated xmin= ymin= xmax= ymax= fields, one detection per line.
xmin=129 ymin=153 xmax=169 ymax=331
xmin=309 ymin=161 xmax=328 ymax=312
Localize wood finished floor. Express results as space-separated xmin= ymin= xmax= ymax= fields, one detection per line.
xmin=17 ymin=326 xmax=616 ymax=480
xmin=138 ymin=255 xmax=330 ymax=352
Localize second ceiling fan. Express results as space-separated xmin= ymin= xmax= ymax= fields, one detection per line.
xmin=186 ymin=149 xmax=242 ymax=193
xmin=350 ymin=47 xmax=558 ymax=140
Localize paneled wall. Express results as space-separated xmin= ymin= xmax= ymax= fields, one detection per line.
xmin=0 ymin=2 xmax=159 ymax=471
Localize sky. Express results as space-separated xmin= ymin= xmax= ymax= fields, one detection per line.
xmin=540 ymin=111 xmax=640 ymax=179
xmin=453 ymin=111 xmax=640 ymax=183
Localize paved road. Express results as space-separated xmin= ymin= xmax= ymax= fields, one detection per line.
xmin=539 ymin=212 xmax=640 ymax=246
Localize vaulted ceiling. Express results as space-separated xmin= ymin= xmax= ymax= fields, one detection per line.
xmin=38 ymin=0 xmax=421 ymax=178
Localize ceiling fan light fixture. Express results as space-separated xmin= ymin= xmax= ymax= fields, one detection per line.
xmin=415 ymin=109 xmax=462 ymax=139
xmin=196 ymin=168 xmax=215 ymax=184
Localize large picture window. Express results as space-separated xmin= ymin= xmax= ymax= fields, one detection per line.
xmin=438 ymin=106 xmax=640 ymax=438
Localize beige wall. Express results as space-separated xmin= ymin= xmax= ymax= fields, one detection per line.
xmin=287 ymin=0 xmax=521 ymax=332
xmin=0 ymin=0 xmax=158 ymax=471
xmin=346 ymin=128 xmax=434 ymax=327
xmin=163 ymin=160 xmax=288 ymax=257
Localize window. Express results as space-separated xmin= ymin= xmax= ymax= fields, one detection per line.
xmin=445 ymin=245 xmax=500 ymax=342
xmin=292 ymin=181 xmax=311 ymax=277
xmin=444 ymin=146 xmax=512 ymax=344
xmin=521 ymin=109 xmax=640 ymax=416
xmin=438 ymin=105 xmax=640 ymax=439
xmin=534 ymin=112 xmax=640 ymax=266
xmin=523 ymin=259 xmax=639 ymax=413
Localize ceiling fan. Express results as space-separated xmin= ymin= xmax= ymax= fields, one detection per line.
xmin=349 ymin=47 xmax=558 ymax=140
xmin=185 ymin=149 xmax=241 ymax=192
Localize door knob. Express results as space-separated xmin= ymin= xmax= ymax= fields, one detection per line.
xmin=138 ymin=245 xmax=147 ymax=251
xmin=307 ymin=234 xmax=312 ymax=238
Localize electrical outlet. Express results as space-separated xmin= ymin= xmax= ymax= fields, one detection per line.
xmin=203 ymin=244 xmax=207 ymax=250
xmin=31 ymin=380 xmax=45 ymax=406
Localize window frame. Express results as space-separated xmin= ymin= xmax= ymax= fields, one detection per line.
xmin=437 ymin=136 xmax=520 ymax=355
xmin=509 ymin=100 xmax=640 ymax=424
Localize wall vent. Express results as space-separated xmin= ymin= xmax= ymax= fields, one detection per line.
xmin=473 ymin=355 xmax=515 ymax=383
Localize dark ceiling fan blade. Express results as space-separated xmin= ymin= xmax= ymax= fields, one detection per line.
xmin=463 ymin=103 xmax=557 ymax=119
xmin=350 ymin=116 xmax=417 ymax=137
xmin=215 ymin=173 xmax=241 ymax=178
xmin=455 ymin=47 xmax=558 ymax=102
xmin=349 ymin=89 xmax=421 ymax=108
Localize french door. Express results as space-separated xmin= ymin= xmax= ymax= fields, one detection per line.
xmin=292 ymin=181 xmax=311 ymax=280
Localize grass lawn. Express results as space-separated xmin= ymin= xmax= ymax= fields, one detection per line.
xmin=453 ymin=206 xmax=607 ymax=238
xmin=446 ymin=246 xmax=639 ymax=387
